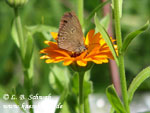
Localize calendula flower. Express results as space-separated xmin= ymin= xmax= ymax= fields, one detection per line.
xmin=40 ymin=30 xmax=117 ymax=67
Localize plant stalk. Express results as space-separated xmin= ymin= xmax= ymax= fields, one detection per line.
xmin=78 ymin=72 xmax=85 ymax=113
xmin=113 ymin=0 xmax=130 ymax=112
xmin=14 ymin=8 xmax=34 ymax=113
xmin=77 ymin=0 xmax=84 ymax=26
xmin=24 ymin=69 xmax=34 ymax=113
xmin=14 ymin=8 xmax=25 ymax=59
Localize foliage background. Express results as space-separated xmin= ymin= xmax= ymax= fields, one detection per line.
xmin=0 ymin=0 xmax=150 ymax=97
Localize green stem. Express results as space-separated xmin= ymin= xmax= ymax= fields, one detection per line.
xmin=77 ymin=0 xmax=84 ymax=26
xmin=28 ymin=99 xmax=34 ymax=113
xmin=14 ymin=8 xmax=25 ymax=59
xmin=24 ymin=69 xmax=34 ymax=113
xmin=78 ymin=72 xmax=85 ymax=113
xmin=14 ymin=8 xmax=33 ymax=113
xmin=113 ymin=0 xmax=130 ymax=113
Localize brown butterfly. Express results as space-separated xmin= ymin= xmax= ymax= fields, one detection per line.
xmin=57 ymin=12 xmax=86 ymax=54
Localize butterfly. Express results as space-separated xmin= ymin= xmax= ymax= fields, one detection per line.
xmin=57 ymin=12 xmax=86 ymax=54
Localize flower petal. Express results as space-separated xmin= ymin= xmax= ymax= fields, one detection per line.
xmin=85 ymin=29 xmax=95 ymax=45
xmin=40 ymin=55 xmax=50 ymax=59
xmin=92 ymin=58 xmax=108 ymax=64
xmin=45 ymin=59 xmax=54 ymax=63
xmin=76 ymin=60 xmax=87 ymax=66
xmin=63 ymin=59 xmax=74 ymax=66
xmin=51 ymin=32 xmax=58 ymax=40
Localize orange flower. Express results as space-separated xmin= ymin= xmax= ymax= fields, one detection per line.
xmin=40 ymin=30 xmax=117 ymax=67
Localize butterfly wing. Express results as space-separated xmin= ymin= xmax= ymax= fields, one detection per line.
xmin=57 ymin=12 xmax=85 ymax=53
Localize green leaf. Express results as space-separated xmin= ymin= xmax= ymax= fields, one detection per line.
xmin=106 ymin=85 xmax=126 ymax=113
xmin=28 ymin=54 xmax=34 ymax=79
xmin=109 ymin=106 xmax=115 ymax=113
xmin=86 ymin=0 xmax=111 ymax=23
xmin=25 ymin=25 xmax=57 ymax=40
xmin=49 ymin=64 xmax=71 ymax=93
xmin=50 ymin=69 xmax=65 ymax=93
xmin=121 ymin=21 xmax=149 ymax=54
xmin=15 ymin=84 xmax=25 ymax=97
xmin=94 ymin=14 xmax=119 ymax=65
xmin=100 ymin=14 xmax=110 ymax=30
xmin=128 ymin=67 xmax=150 ymax=103
xmin=11 ymin=20 xmax=20 ymax=48
xmin=55 ymin=89 xmax=68 ymax=113
xmin=23 ymin=33 xmax=34 ymax=69
xmin=25 ymin=25 xmax=57 ymax=34
xmin=0 ymin=86 xmax=7 ymax=98
xmin=84 ymin=96 xmax=90 ymax=113
xmin=83 ymin=80 xmax=93 ymax=98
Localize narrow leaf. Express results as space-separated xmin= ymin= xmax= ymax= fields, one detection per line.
xmin=25 ymin=25 xmax=57 ymax=35
xmin=106 ymin=85 xmax=126 ymax=113
xmin=84 ymin=97 xmax=91 ymax=113
xmin=94 ymin=14 xmax=119 ymax=65
xmin=11 ymin=20 xmax=20 ymax=48
xmin=49 ymin=65 xmax=70 ymax=93
xmin=128 ymin=67 xmax=150 ymax=103
xmin=109 ymin=106 xmax=115 ymax=113
xmin=100 ymin=14 xmax=110 ymax=30
xmin=122 ymin=21 xmax=149 ymax=54
xmin=52 ymin=69 xmax=64 ymax=91
xmin=83 ymin=80 xmax=93 ymax=98
xmin=24 ymin=33 xmax=34 ymax=69
xmin=86 ymin=0 xmax=111 ymax=22
xmin=55 ymin=89 xmax=68 ymax=113
xmin=0 ymin=86 xmax=7 ymax=98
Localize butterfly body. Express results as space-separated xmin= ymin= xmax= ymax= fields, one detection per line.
xmin=57 ymin=12 xmax=86 ymax=54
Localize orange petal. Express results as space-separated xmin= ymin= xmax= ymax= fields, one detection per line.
xmin=86 ymin=46 xmax=100 ymax=57
xmin=76 ymin=60 xmax=87 ymax=66
xmin=44 ymin=41 xmax=58 ymax=48
xmin=92 ymin=58 xmax=108 ymax=64
xmin=92 ymin=32 xmax=101 ymax=44
xmin=53 ymin=58 xmax=65 ymax=63
xmin=63 ymin=59 xmax=74 ymax=66
xmin=100 ymin=38 xmax=106 ymax=46
xmin=85 ymin=30 xmax=95 ymax=45
xmin=40 ymin=49 xmax=47 ymax=53
xmin=76 ymin=50 xmax=87 ymax=60
xmin=93 ymin=55 xmax=108 ymax=59
xmin=51 ymin=32 xmax=58 ymax=40
xmin=40 ymin=55 xmax=50 ymax=59
xmin=45 ymin=59 xmax=54 ymax=63
xmin=53 ymin=50 xmax=71 ymax=57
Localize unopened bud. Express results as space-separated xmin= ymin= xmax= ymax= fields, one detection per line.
xmin=6 ymin=0 xmax=28 ymax=8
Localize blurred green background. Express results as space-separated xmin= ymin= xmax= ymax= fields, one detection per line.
xmin=0 ymin=0 xmax=150 ymax=97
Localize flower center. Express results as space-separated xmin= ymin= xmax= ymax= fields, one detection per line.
xmin=71 ymin=53 xmax=82 ymax=57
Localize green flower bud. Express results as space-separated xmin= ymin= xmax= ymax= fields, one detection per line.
xmin=6 ymin=0 xmax=28 ymax=8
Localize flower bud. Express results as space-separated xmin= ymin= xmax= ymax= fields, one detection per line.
xmin=6 ymin=0 xmax=28 ymax=8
